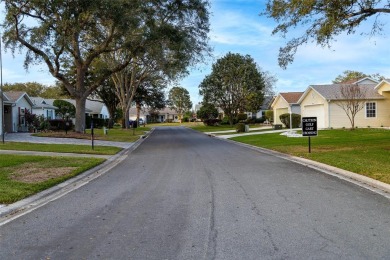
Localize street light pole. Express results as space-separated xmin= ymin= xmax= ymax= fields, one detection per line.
xmin=0 ymin=32 xmax=4 ymax=144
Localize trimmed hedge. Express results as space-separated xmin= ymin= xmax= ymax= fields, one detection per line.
xmin=203 ymin=119 xmax=221 ymax=126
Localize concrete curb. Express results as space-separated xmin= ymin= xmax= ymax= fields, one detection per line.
xmin=0 ymin=135 xmax=149 ymax=224
xmin=221 ymin=137 xmax=390 ymax=197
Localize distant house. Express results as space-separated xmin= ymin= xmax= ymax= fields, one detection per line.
xmin=3 ymin=91 xmax=34 ymax=132
xmin=30 ymin=97 xmax=57 ymax=120
xmin=255 ymin=95 xmax=275 ymax=119
xmin=129 ymin=107 xmax=180 ymax=123
xmin=86 ymin=99 xmax=109 ymax=119
xmin=271 ymin=92 xmax=304 ymax=125
xmin=297 ymin=77 xmax=390 ymax=129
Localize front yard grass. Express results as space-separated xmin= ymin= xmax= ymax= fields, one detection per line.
xmin=0 ymin=155 xmax=104 ymax=204
xmin=34 ymin=126 xmax=151 ymax=142
xmin=0 ymin=142 xmax=121 ymax=155
xmin=231 ymin=128 xmax=390 ymax=184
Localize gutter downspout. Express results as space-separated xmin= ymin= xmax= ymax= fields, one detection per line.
xmin=328 ymin=100 xmax=331 ymax=128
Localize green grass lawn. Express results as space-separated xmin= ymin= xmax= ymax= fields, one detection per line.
xmin=0 ymin=142 xmax=121 ymax=155
xmin=231 ymin=128 xmax=390 ymax=184
xmin=0 ymin=155 xmax=104 ymax=204
xmin=34 ymin=126 xmax=151 ymax=142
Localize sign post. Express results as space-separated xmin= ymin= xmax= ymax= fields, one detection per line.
xmin=302 ymin=117 xmax=317 ymax=153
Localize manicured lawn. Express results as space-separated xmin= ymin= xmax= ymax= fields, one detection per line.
xmin=34 ymin=126 xmax=151 ymax=142
xmin=231 ymin=128 xmax=390 ymax=184
xmin=0 ymin=155 xmax=104 ymax=204
xmin=0 ymin=142 xmax=121 ymax=155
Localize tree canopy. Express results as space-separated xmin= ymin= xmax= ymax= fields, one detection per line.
xmin=199 ymin=52 xmax=265 ymax=125
xmin=333 ymin=70 xmax=384 ymax=84
xmin=263 ymin=0 xmax=390 ymax=68
xmin=168 ymin=86 xmax=193 ymax=122
xmin=2 ymin=0 xmax=210 ymax=132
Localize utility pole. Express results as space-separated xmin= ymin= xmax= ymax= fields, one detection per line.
xmin=0 ymin=32 xmax=4 ymax=144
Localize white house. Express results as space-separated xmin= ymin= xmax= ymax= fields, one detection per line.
xmin=30 ymin=97 xmax=57 ymax=120
xmin=3 ymin=91 xmax=34 ymax=132
xmin=86 ymin=99 xmax=110 ymax=119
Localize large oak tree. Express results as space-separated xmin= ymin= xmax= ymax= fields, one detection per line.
xmin=2 ymin=0 xmax=210 ymax=132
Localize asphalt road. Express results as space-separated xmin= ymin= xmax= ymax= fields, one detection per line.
xmin=0 ymin=127 xmax=389 ymax=259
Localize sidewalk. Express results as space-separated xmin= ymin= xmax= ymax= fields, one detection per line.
xmin=208 ymin=128 xmax=301 ymax=139
xmin=2 ymin=133 xmax=132 ymax=148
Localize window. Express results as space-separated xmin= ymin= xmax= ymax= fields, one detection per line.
xmin=366 ymin=102 xmax=376 ymax=118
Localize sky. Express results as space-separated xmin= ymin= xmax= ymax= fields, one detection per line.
xmin=1 ymin=0 xmax=390 ymax=106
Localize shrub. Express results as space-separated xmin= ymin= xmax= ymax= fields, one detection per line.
xmin=236 ymin=113 xmax=247 ymax=122
xmin=48 ymin=119 xmax=73 ymax=131
xmin=197 ymin=103 xmax=219 ymax=120
xmin=203 ymin=119 xmax=221 ymax=126
xmin=279 ymin=113 xmax=301 ymax=128
xmin=265 ymin=110 xmax=274 ymax=123
xmin=236 ymin=123 xmax=245 ymax=133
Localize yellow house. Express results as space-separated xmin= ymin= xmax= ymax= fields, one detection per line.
xmin=271 ymin=92 xmax=304 ymax=125
xmin=298 ymin=78 xmax=390 ymax=128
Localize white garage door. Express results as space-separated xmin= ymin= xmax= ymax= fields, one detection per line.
xmin=275 ymin=108 xmax=288 ymax=124
xmin=304 ymin=105 xmax=325 ymax=129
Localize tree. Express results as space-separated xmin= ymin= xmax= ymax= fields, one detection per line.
xmin=335 ymin=84 xmax=367 ymax=129
xmin=2 ymin=0 xmax=210 ymax=132
xmin=168 ymin=86 xmax=193 ymax=123
xmin=92 ymin=78 xmax=120 ymax=128
xmin=197 ymin=103 xmax=219 ymax=121
xmin=199 ymin=53 xmax=265 ymax=126
xmin=3 ymin=82 xmax=45 ymax=96
xmin=133 ymin=80 xmax=167 ymax=125
xmin=333 ymin=70 xmax=384 ymax=84
xmin=53 ymin=100 xmax=76 ymax=119
xmin=263 ymin=1 xmax=390 ymax=68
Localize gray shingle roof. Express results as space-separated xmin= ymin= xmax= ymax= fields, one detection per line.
xmin=310 ymin=84 xmax=384 ymax=100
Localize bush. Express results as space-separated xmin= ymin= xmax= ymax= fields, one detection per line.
xmin=236 ymin=123 xmax=245 ymax=133
xmin=265 ymin=110 xmax=274 ymax=123
xmin=203 ymin=119 xmax=221 ymax=126
xmin=48 ymin=119 xmax=73 ymax=131
xmin=279 ymin=113 xmax=301 ymax=128
xmin=197 ymin=103 xmax=219 ymax=121
xmin=183 ymin=116 xmax=190 ymax=122
xmin=236 ymin=113 xmax=247 ymax=122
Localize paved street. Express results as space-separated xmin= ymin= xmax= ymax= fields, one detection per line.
xmin=0 ymin=127 xmax=389 ymax=259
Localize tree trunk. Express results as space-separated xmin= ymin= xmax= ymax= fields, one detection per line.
xmin=75 ymin=97 xmax=87 ymax=133
xmin=136 ymin=102 xmax=141 ymax=126
xmin=122 ymin=105 xmax=130 ymax=129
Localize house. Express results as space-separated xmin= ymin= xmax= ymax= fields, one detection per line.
xmin=30 ymin=97 xmax=57 ymax=120
xmin=86 ymin=99 xmax=109 ymax=119
xmin=129 ymin=107 xmax=181 ymax=123
xmin=3 ymin=91 xmax=34 ymax=132
xmin=255 ymin=95 xmax=274 ymax=119
xmin=297 ymin=77 xmax=390 ymax=129
xmin=271 ymin=92 xmax=304 ymax=125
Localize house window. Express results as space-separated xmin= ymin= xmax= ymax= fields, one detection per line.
xmin=366 ymin=102 xmax=376 ymax=118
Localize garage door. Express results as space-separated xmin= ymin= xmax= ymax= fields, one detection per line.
xmin=275 ymin=108 xmax=288 ymax=125
xmin=303 ymin=105 xmax=325 ymax=128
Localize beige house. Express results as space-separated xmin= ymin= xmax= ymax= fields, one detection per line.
xmin=271 ymin=92 xmax=304 ymax=125
xmin=298 ymin=78 xmax=390 ymax=129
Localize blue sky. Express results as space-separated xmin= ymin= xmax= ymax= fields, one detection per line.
xmin=2 ymin=0 xmax=390 ymax=105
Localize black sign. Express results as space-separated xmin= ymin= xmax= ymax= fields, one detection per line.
xmin=302 ymin=117 xmax=317 ymax=136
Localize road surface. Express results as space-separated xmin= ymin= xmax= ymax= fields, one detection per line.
xmin=0 ymin=127 xmax=389 ymax=259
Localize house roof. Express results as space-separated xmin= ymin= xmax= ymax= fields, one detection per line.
xmin=4 ymin=91 xmax=34 ymax=106
xmin=45 ymin=98 xmax=93 ymax=113
xmin=299 ymin=84 xmax=384 ymax=103
xmin=30 ymin=97 xmax=58 ymax=110
xmin=86 ymin=99 xmax=105 ymax=114
xmin=129 ymin=107 xmax=179 ymax=116
xmin=260 ymin=96 xmax=275 ymax=110
xmin=279 ymin=92 xmax=304 ymax=104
